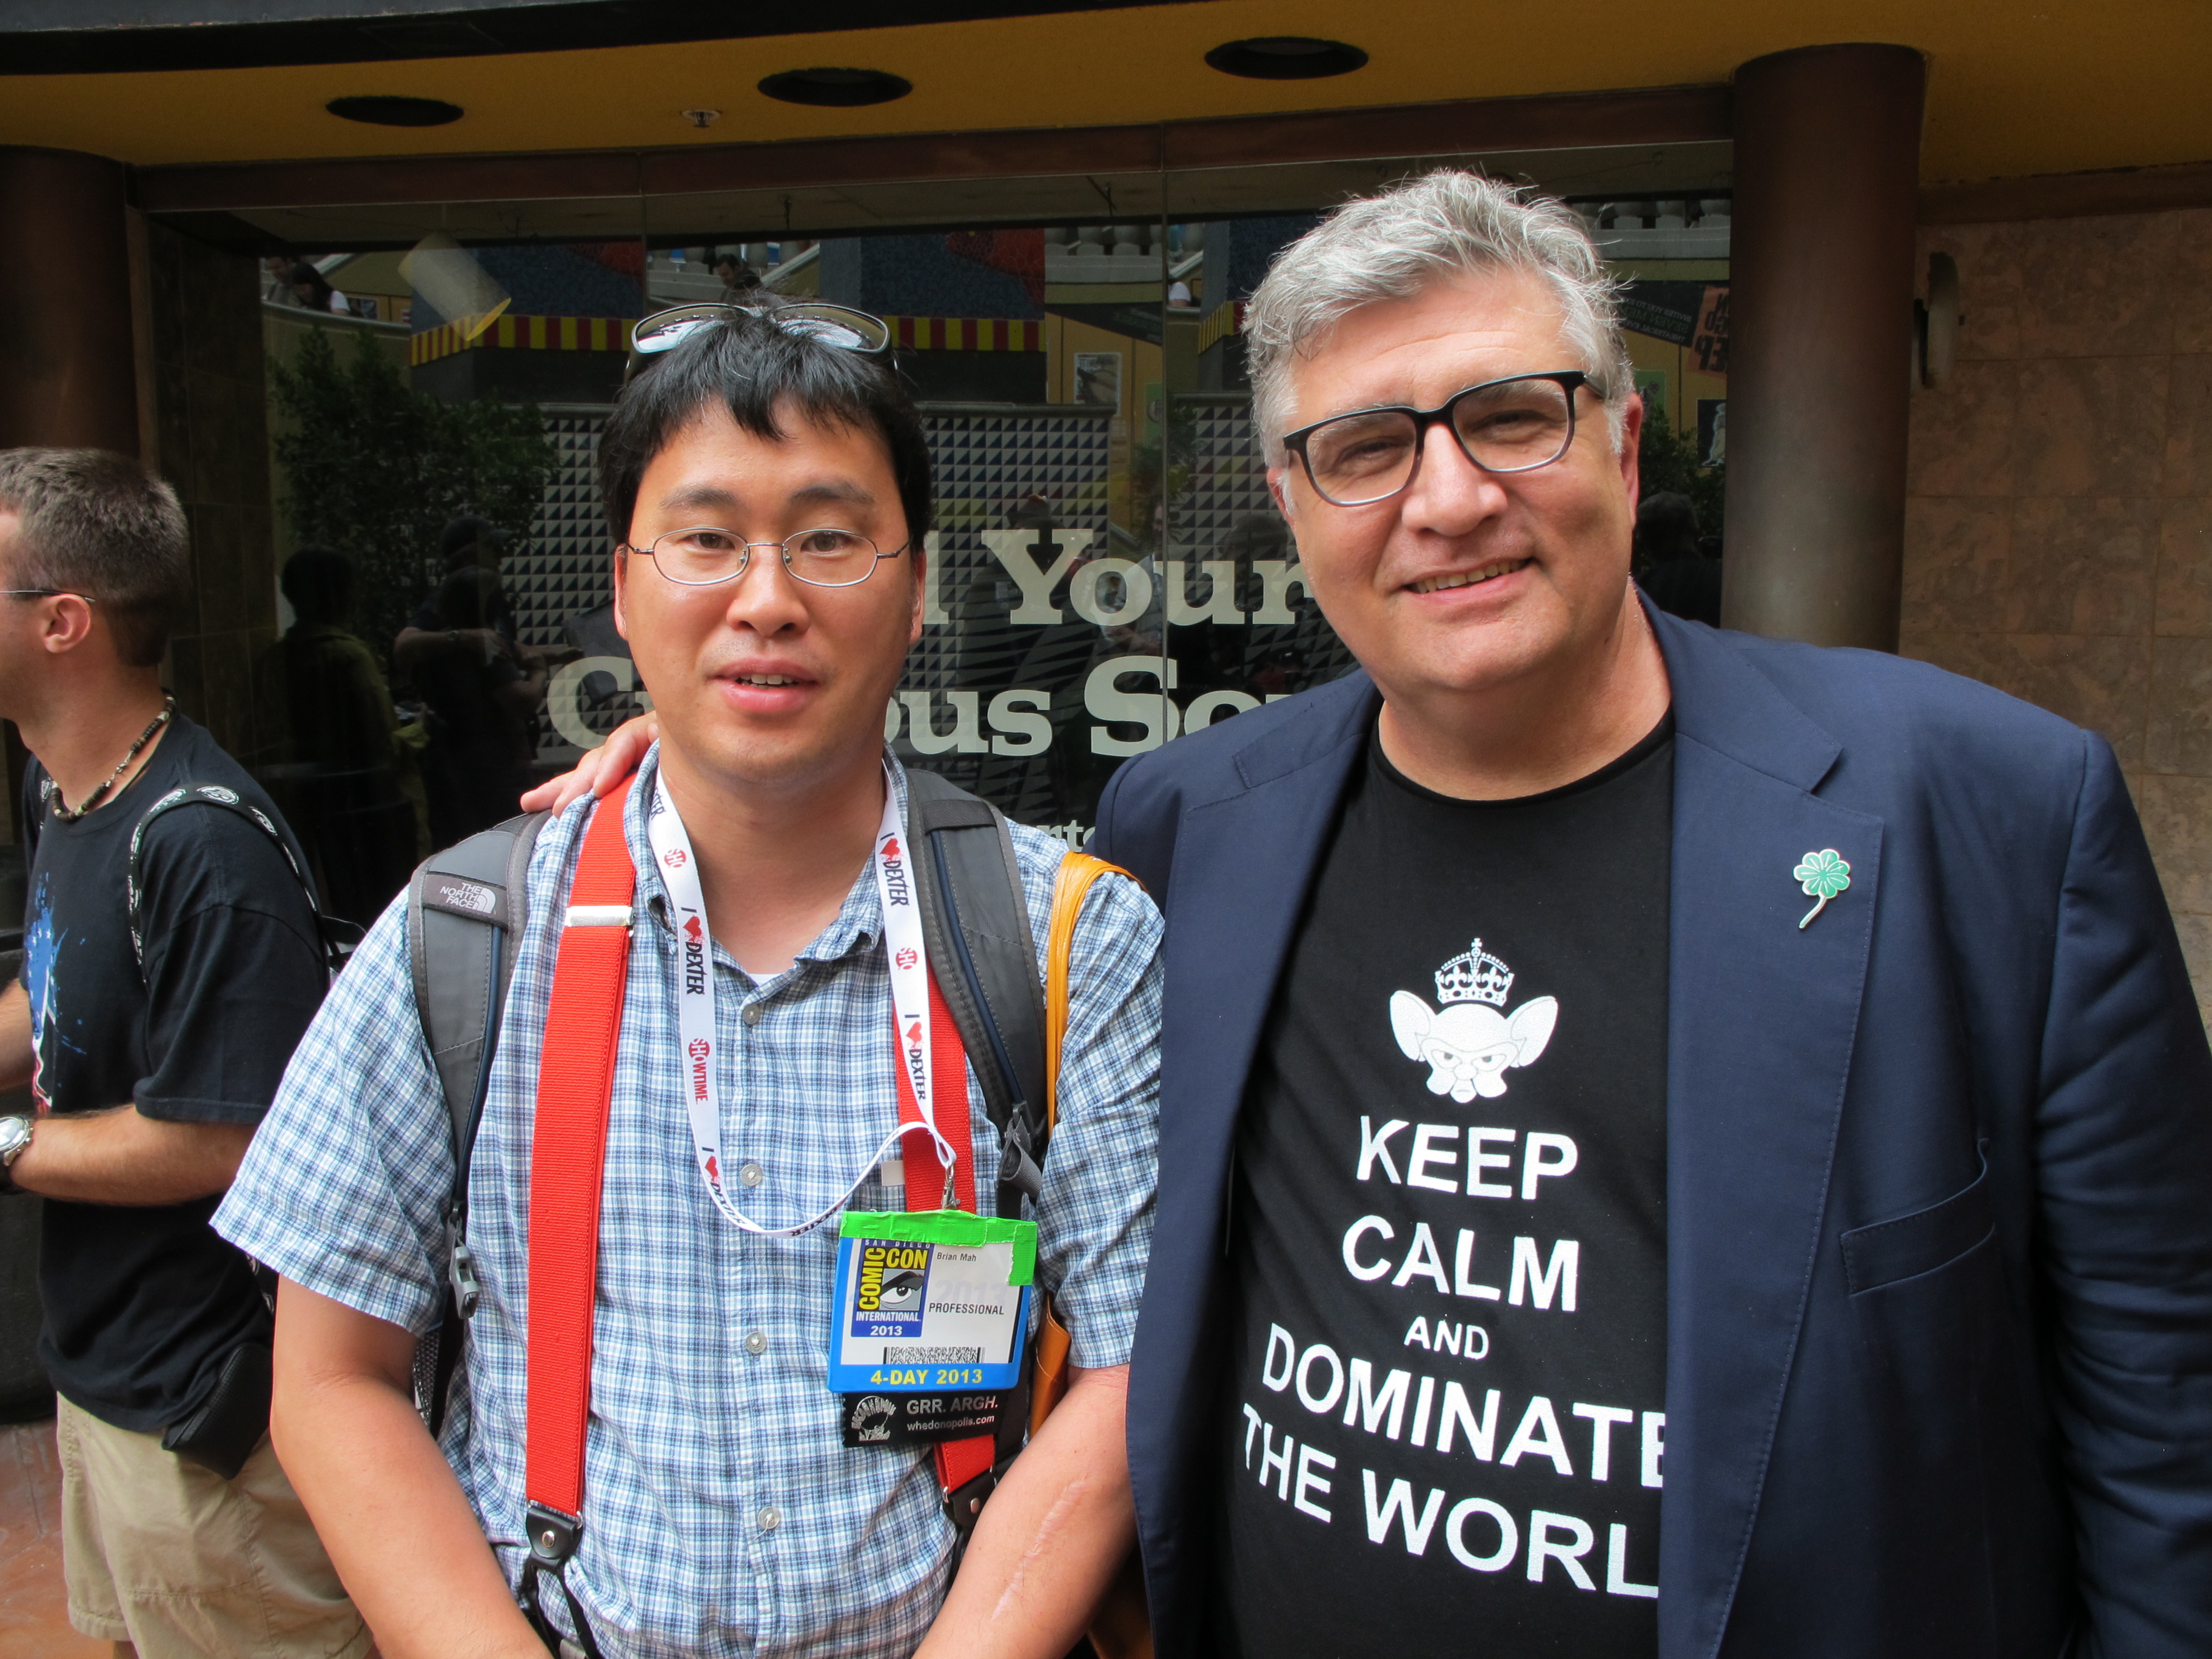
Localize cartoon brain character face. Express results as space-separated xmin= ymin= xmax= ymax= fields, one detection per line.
xmin=1389 ymin=991 xmax=1559 ymax=1102
xmin=876 ymin=1270 xmax=926 ymax=1309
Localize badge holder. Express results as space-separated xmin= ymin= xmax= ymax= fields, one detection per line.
xmin=830 ymin=1210 xmax=1036 ymax=1446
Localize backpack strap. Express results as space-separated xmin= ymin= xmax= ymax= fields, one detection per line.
xmin=406 ymin=808 xmax=552 ymax=1436
xmin=1025 ymin=851 xmax=1133 ymax=1439
xmin=903 ymin=768 xmax=1050 ymax=1223
xmin=518 ymin=778 xmax=635 ymax=1659
xmin=126 ymin=783 xmax=362 ymax=979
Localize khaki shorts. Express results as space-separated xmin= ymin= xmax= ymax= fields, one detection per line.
xmin=56 ymin=1393 xmax=374 ymax=1659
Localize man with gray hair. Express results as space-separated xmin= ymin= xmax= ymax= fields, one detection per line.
xmin=0 ymin=449 xmax=369 ymax=1656
xmin=1088 ymin=172 xmax=2212 ymax=1656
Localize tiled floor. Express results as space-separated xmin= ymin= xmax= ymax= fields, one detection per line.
xmin=0 ymin=1421 xmax=102 ymax=1659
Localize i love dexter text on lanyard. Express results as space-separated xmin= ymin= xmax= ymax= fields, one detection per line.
xmin=644 ymin=766 xmax=957 ymax=1238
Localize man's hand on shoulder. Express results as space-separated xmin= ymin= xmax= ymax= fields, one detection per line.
xmin=10 ymin=1105 xmax=256 ymax=1205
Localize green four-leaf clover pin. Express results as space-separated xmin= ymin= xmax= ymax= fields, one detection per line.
xmin=1794 ymin=848 xmax=1851 ymax=930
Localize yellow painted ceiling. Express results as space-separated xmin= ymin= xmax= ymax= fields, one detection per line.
xmin=0 ymin=0 xmax=2205 ymax=184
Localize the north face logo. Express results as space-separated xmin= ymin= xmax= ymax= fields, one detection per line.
xmin=435 ymin=880 xmax=497 ymax=916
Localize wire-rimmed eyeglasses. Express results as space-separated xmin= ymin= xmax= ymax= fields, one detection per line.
xmin=625 ymin=302 xmax=892 ymax=383
xmin=622 ymin=526 xmax=908 ymax=589
xmin=1281 ymin=371 xmax=1603 ymax=507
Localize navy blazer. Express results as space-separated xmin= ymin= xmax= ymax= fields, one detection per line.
xmin=1091 ymin=608 xmax=2212 ymax=1658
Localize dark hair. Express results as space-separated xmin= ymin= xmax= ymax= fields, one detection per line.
xmin=597 ymin=309 xmax=932 ymax=554
xmin=0 ymin=447 xmax=190 ymax=667
xmin=439 ymin=513 xmax=506 ymax=567
xmin=281 ymin=545 xmax=354 ymax=625
xmin=287 ymin=261 xmax=335 ymax=306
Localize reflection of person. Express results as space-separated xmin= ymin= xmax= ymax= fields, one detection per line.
xmin=216 ymin=303 xmax=1163 ymax=1659
xmin=1090 ymin=172 xmax=2212 ymax=1657
xmin=0 ymin=449 xmax=369 ymax=1657
xmin=258 ymin=548 xmax=426 ymax=923
xmin=262 ymin=254 xmax=298 ymax=304
xmin=286 ymin=260 xmax=347 ymax=315
xmin=1632 ymin=489 xmax=1721 ymax=625
xmin=714 ymin=252 xmax=761 ymax=300
xmin=412 ymin=566 xmax=546 ymax=845
xmin=392 ymin=514 xmax=525 ymax=677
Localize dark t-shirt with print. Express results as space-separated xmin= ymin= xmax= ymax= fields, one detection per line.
xmin=1212 ymin=717 xmax=1674 ymax=1658
xmin=22 ymin=716 xmax=326 ymax=1431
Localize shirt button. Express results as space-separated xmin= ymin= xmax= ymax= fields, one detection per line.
xmin=757 ymin=1506 xmax=782 ymax=1533
xmin=744 ymin=1329 xmax=768 ymax=1356
xmin=739 ymin=1161 xmax=764 ymax=1188
xmin=741 ymin=1002 xmax=763 ymax=1027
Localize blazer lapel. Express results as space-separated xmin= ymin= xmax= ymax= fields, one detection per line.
xmin=1133 ymin=672 xmax=1377 ymax=1618
xmin=1650 ymin=614 xmax=1882 ymax=1659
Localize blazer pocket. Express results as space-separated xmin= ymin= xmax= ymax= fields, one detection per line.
xmin=1840 ymin=1150 xmax=1995 ymax=1295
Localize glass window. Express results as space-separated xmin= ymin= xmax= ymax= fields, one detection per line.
xmin=213 ymin=139 xmax=1725 ymax=919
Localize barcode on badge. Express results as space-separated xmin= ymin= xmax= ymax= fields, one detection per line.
xmin=883 ymin=1346 xmax=984 ymax=1364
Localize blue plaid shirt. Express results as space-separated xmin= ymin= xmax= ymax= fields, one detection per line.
xmin=216 ymin=749 xmax=1162 ymax=1658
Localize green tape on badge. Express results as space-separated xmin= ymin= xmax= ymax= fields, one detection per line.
xmin=840 ymin=1210 xmax=1038 ymax=1285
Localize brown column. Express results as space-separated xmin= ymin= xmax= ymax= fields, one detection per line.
xmin=0 ymin=147 xmax=138 ymax=454
xmin=1720 ymin=44 xmax=1925 ymax=649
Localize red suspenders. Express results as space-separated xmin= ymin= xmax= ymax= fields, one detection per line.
xmin=519 ymin=776 xmax=636 ymax=1656
xmin=515 ymin=779 xmax=1005 ymax=1650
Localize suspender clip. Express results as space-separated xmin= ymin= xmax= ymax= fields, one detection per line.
xmin=526 ymin=1503 xmax=583 ymax=1567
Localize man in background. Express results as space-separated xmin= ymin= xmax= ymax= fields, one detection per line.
xmin=0 ymin=449 xmax=368 ymax=1656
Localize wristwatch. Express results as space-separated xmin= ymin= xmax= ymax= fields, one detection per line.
xmin=0 ymin=1115 xmax=33 ymax=1192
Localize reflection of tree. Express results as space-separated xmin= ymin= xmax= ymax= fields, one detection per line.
xmin=1635 ymin=409 xmax=1725 ymax=549
xmin=269 ymin=327 xmax=557 ymax=669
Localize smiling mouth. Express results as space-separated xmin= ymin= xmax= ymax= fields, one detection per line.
xmin=730 ymin=674 xmax=806 ymax=686
xmin=1407 ymin=557 xmax=1530 ymax=595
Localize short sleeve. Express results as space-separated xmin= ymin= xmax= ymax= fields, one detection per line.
xmin=213 ymin=892 xmax=454 ymax=1335
xmin=1030 ymin=870 xmax=1164 ymax=1371
xmin=133 ymin=809 xmax=329 ymax=1125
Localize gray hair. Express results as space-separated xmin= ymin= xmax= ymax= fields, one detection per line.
xmin=0 ymin=449 xmax=190 ymax=668
xmin=1244 ymin=170 xmax=1635 ymax=461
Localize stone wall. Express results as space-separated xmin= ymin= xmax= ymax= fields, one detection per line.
xmin=1902 ymin=206 xmax=2212 ymax=1016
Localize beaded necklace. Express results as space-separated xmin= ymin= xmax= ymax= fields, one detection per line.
xmin=44 ymin=695 xmax=175 ymax=824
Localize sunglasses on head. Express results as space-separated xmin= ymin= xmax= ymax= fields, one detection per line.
xmin=625 ymin=303 xmax=893 ymax=383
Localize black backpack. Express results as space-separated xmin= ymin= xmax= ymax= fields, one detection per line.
xmin=404 ymin=769 xmax=1053 ymax=1539
xmin=126 ymin=783 xmax=363 ymax=979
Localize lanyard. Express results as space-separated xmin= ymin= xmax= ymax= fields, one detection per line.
xmin=645 ymin=766 xmax=957 ymax=1238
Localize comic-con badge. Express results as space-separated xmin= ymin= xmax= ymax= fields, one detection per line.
xmin=826 ymin=1210 xmax=1036 ymax=1396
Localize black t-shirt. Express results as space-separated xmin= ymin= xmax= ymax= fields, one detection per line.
xmin=21 ymin=716 xmax=327 ymax=1431
xmin=1213 ymin=716 xmax=1674 ymax=1658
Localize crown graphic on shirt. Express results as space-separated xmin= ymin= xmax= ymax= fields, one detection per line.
xmin=1435 ymin=938 xmax=1514 ymax=1008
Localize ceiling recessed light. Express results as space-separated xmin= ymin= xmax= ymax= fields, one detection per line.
xmin=1204 ymin=37 xmax=1368 ymax=79
xmin=757 ymin=67 xmax=912 ymax=107
xmin=326 ymin=95 xmax=464 ymax=127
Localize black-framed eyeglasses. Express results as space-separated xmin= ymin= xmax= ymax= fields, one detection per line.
xmin=621 ymin=526 xmax=908 ymax=589
xmin=625 ymin=302 xmax=892 ymax=383
xmin=1281 ymin=371 xmax=1603 ymax=507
